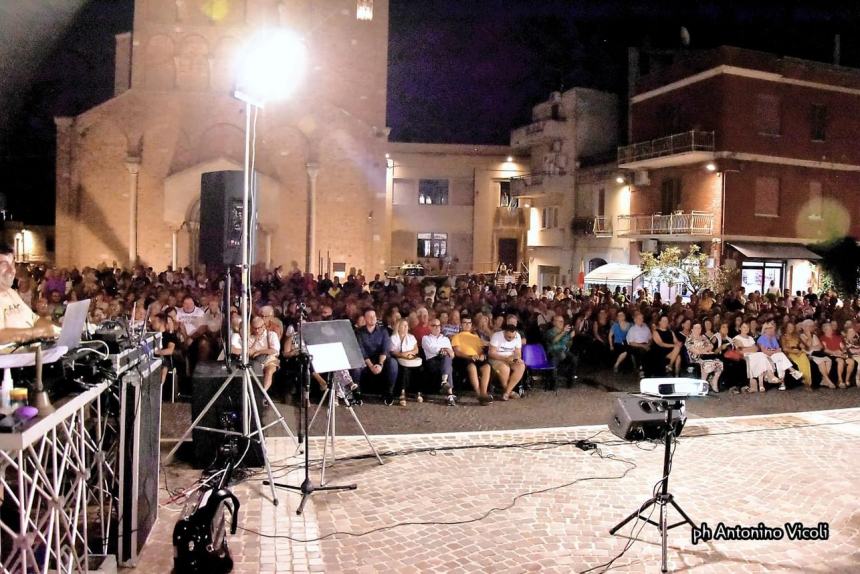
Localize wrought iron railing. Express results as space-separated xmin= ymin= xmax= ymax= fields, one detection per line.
xmin=615 ymin=211 xmax=714 ymax=235
xmin=617 ymin=130 xmax=715 ymax=165
xmin=571 ymin=216 xmax=613 ymax=237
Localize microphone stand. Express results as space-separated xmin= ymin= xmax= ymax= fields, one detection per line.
xmin=264 ymin=301 xmax=356 ymax=515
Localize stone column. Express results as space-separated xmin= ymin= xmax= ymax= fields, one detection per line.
xmin=305 ymin=162 xmax=319 ymax=275
xmin=171 ymin=226 xmax=180 ymax=270
xmin=125 ymin=157 xmax=141 ymax=266
xmin=54 ymin=117 xmax=76 ymax=266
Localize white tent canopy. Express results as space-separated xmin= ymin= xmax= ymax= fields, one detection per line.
xmin=584 ymin=263 xmax=644 ymax=286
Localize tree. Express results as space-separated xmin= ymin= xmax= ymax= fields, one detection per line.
xmin=814 ymin=236 xmax=860 ymax=297
xmin=640 ymin=244 xmax=711 ymax=296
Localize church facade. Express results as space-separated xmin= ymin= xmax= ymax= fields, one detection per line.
xmin=55 ymin=0 xmax=395 ymax=273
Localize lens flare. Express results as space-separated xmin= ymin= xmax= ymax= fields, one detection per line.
xmin=795 ymin=197 xmax=850 ymax=241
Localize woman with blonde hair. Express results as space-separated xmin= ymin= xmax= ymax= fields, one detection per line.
xmin=799 ymin=320 xmax=835 ymax=389
xmin=781 ymin=321 xmax=812 ymax=389
xmin=390 ymin=318 xmax=423 ymax=406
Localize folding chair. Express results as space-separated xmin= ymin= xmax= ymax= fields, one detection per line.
xmin=522 ymin=344 xmax=557 ymax=392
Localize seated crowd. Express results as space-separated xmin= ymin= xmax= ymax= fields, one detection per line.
xmin=11 ymin=261 xmax=860 ymax=405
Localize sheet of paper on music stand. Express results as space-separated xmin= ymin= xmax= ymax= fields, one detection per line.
xmin=307 ymin=343 xmax=351 ymax=373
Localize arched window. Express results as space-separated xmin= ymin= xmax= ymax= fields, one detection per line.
xmin=588 ymin=258 xmax=607 ymax=273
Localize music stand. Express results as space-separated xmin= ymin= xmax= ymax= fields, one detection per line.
xmin=266 ymin=319 xmax=370 ymax=514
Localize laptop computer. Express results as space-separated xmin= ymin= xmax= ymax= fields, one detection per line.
xmin=56 ymin=299 xmax=91 ymax=351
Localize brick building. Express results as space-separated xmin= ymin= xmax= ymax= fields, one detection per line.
xmin=55 ymin=0 xmax=392 ymax=273
xmin=618 ymin=46 xmax=860 ymax=294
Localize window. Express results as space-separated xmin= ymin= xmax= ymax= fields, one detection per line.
xmin=754 ymin=177 xmax=780 ymax=217
xmin=810 ymin=104 xmax=827 ymax=141
xmin=392 ymin=178 xmax=415 ymax=206
xmin=499 ymin=180 xmax=513 ymax=207
xmin=332 ymin=262 xmax=347 ymax=280
xmin=755 ymin=94 xmax=781 ymax=136
xmin=417 ymin=232 xmax=447 ymax=257
xmin=541 ymin=207 xmax=558 ymax=229
xmin=418 ymin=179 xmax=448 ymax=205
xmin=809 ymin=181 xmax=823 ymax=219
xmin=588 ymin=258 xmax=607 ymax=273
xmin=660 ymin=178 xmax=682 ymax=214
xmin=597 ymin=188 xmax=606 ymax=217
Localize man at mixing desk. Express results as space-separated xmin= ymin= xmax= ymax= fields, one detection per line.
xmin=0 ymin=245 xmax=56 ymax=345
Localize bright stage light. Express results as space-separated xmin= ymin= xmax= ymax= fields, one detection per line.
xmin=705 ymin=162 xmax=717 ymax=172
xmin=236 ymin=29 xmax=307 ymax=105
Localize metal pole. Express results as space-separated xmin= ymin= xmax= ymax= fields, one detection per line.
xmin=241 ymin=99 xmax=252 ymax=436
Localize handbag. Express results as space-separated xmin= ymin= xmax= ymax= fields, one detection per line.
xmin=723 ymin=349 xmax=743 ymax=361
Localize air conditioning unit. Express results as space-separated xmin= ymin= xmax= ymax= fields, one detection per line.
xmin=634 ymin=170 xmax=651 ymax=186
xmin=641 ymin=239 xmax=659 ymax=253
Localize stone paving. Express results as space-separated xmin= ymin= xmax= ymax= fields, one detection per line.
xmin=160 ymin=369 xmax=860 ymax=439
xmin=139 ymin=407 xmax=860 ymax=573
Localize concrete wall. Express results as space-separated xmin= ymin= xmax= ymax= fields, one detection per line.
xmin=387 ymin=143 xmax=526 ymax=272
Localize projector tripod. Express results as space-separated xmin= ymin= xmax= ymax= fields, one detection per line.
xmin=609 ymin=399 xmax=697 ymax=573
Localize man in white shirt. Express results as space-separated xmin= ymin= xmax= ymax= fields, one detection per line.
xmin=0 ymin=247 xmax=55 ymax=344
xmin=231 ymin=315 xmax=280 ymax=390
xmin=176 ymin=295 xmax=210 ymax=366
xmin=422 ymin=319 xmax=457 ymax=405
xmin=625 ymin=312 xmax=652 ymax=375
xmin=489 ymin=325 xmax=525 ymax=400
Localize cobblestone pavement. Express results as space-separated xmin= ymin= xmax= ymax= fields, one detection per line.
xmin=161 ymin=368 xmax=860 ymax=439
xmin=142 ymin=407 xmax=860 ymax=573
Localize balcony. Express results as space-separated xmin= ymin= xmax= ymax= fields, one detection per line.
xmin=570 ymin=216 xmax=613 ymax=237
xmin=616 ymin=211 xmax=715 ymax=237
xmin=510 ymin=119 xmax=569 ymax=149
xmin=493 ymin=206 xmax=526 ymax=228
xmin=510 ymin=172 xmax=572 ymax=200
xmin=617 ymin=130 xmax=715 ymax=170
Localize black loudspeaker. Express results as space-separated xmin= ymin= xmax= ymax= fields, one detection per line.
xmin=608 ymin=396 xmax=686 ymax=441
xmin=191 ymin=361 xmax=264 ymax=469
xmin=117 ymin=357 xmax=163 ymax=566
xmin=199 ymin=170 xmax=255 ymax=266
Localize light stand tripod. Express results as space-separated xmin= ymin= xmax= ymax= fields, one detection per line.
xmin=165 ymin=95 xmax=296 ymax=506
xmin=307 ymin=371 xmax=383 ymax=486
xmin=609 ymin=398 xmax=697 ymax=573
xmin=264 ymin=318 xmax=370 ymax=514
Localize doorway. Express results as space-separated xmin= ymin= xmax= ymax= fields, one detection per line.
xmin=498 ymin=238 xmax=518 ymax=270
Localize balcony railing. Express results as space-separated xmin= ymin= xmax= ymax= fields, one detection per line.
xmin=616 ymin=211 xmax=714 ymax=236
xmin=510 ymin=171 xmax=570 ymax=197
xmin=617 ymin=130 xmax=714 ymax=165
xmin=510 ymin=119 xmax=568 ymax=148
xmin=570 ymin=216 xmax=613 ymax=237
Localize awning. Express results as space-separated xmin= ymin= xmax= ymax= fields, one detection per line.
xmin=584 ymin=263 xmax=644 ymax=285
xmin=728 ymin=242 xmax=822 ymax=261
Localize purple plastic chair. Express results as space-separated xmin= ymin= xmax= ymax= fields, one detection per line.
xmin=522 ymin=344 xmax=557 ymax=392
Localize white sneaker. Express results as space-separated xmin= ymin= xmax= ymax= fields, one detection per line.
xmin=778 ymin=383 xmax=786 ymax=391
xmin=446 ymin=394 xmax=457 ymax=406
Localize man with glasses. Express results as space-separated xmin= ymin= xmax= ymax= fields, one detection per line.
xmin=452 ymin=314 xmax=492 ymax=405
xmin=422 ymin=318 xmax=457 ymax=405
xmin=230 ymin=315 xmax=280 ymax=391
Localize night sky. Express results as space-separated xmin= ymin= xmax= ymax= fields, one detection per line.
xmin=1 ymin=0 xmax=859 ymax=224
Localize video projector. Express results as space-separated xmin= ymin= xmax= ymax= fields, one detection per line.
xmin=640 ymin=377 xmax=709 ymax=398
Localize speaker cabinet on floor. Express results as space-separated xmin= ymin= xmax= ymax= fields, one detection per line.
xmin=608 ymin=395 xmax=686 ymax=441
xmin=198 ymin=170 xmax=256 ymax=266
xmin=191 ymin=361 xmax=264 ymax=469
xmin=117 ymin=357 xmax=162 ymax=566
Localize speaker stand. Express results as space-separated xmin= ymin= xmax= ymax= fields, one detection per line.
xmin=164 ymin=362 xmax=297 ymax=506
xmin=609 ymin=400 xmax=697 ymax=573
